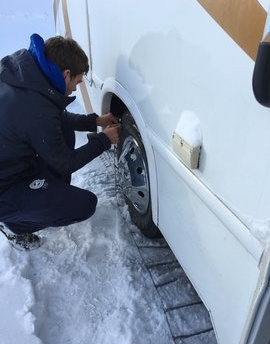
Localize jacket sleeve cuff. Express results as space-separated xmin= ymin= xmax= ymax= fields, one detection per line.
xmin=88 ymin=113 xmax=99 ymax=132
xmin=97 ymin=132 xmax=111 ymax=150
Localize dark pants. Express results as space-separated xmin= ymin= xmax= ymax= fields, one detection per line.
xmin=0 ymin=112 xmax=97 ymax=235
xmin=0 ymin=169 xmax=97 ymax=234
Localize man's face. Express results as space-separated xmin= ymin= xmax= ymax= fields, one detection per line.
xmin=63 ymin=70 xmax=83 ymax=96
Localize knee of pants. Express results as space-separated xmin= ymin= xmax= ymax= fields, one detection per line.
xmin=78 ymin=191 xmax=98 ymax=220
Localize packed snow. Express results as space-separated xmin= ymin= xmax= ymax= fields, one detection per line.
xmin=175 ymin=110 xmax=202 ymax=147
xmin=0 ymin=155 xmax=175 ymax=344
xmin=0 ymin=1 xmax=54 ymax=57
xmin=0 ymin=136 xmax=174 ymax=344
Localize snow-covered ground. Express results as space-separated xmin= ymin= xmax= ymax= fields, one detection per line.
xmin=0 ymin=2 xmax=175 ymax=343
xmin=0 ymin=1 xmax=54 ymax=57
xmin=0 ymin=134 xmax=174 ymax=344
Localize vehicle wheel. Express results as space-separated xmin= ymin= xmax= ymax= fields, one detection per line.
xmin=117 ymin=111 xmax=162 ymax=238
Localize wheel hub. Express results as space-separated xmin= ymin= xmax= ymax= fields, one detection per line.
xmin=118 ymin=136 xmax=149 ymax=214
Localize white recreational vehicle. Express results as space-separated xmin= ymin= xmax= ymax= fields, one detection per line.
xmin=54 ymin=1 xmax=270 ymax=343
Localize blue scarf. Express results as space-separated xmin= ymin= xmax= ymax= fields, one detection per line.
xmin=28 ymin=33 xmax=66 ymax=94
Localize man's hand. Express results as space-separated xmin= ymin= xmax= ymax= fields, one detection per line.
xmin=96 ymin=112 xmax=119 ymax=127
xmin=103 ymin=124 xmax=121 ymax=144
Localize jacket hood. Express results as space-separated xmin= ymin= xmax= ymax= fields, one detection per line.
xmin=0 ymin=49 xmax=75 ymax=109
xmin=29 ymin=33 xmax=66 ymax=95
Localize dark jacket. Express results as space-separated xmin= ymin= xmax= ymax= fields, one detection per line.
xmin=0 ymin=49 xmax=111 ymax=193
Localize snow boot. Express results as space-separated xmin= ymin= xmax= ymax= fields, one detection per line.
xmin=0 ymin=225 xmax=41 ymax=250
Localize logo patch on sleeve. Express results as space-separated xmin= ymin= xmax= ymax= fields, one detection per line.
xmin=29 ymin=179 xmax=48 ymax=190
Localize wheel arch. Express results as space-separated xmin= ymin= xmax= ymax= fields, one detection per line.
xmin=100 ymin=78 xmax=159 ymax=226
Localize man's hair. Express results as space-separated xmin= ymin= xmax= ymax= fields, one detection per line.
xmin=44 ymin=36 xmax=89 ymax=78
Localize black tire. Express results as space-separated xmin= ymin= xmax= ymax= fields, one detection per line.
xmin=117 ymin=111 xmax=162 ymax=238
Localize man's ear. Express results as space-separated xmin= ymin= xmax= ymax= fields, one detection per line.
xmin=63 ymin=69 xmax=70 ymax=80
